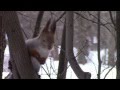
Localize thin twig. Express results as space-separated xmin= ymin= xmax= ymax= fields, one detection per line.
xmin=21 ymin=28 xmax=29 ymax=39
xmin=88 ymin=11 xmax=114 ymax=28
xmin=41 ymin=66 xmax=51 ymax=79
xmin=104 ymin=65 xmax=116 ymax=79
xmin=74 ymin=12 xmax=116 ymax=38
xmin=45 ymin=62 xmax=50 ymax=74
xmin=109 ymin=11 xmax=116 ymax=29
xmin=50 ymin=12 xmax=64 ymax=23
xmin=56 ymin=12 xmax=66 ymax=23
xmin=17 ymin=11 xmax=36 ymax=21
xmin=75 ymin=40 xmax=88 ymax=58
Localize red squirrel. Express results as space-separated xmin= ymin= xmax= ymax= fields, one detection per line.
xmin=26 ymin=19 xmax=56 ymax=72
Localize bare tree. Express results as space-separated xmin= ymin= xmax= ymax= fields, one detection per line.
xmin=2 ymin=11 xmax=39 ymax=79
xmin=97 ymin=11 xmax=101 ymax=79
xmin=57 ymin=21 xmax=67 ymax=79
xmin=5 ymin=11 xmax=44 ymax=79
xmin=33 ymin=11 xmax=44 ymax=38
xmin=66 ymin=11 xmax=91 ymax=79
xmin=116 ymin=11 xmax=120 ymax=79
xmin=0 ymin=12 xmax=6 ymax=79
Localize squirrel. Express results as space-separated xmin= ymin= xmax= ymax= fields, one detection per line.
xmin=26 ymin=19 xmax=56 ymax=72
xmin=6 ymin=19 xmax=56 ymax=79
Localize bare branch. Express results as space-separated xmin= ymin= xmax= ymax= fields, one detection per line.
xmin=74 ymin=11 xmax=116 ymax=38
xmin=104 ymin=65 xmax=116 ymax=79
xmin=109 ymin=11 xmax=116 ymax=29
xmin=56 ymin=12 xmax=66 ymax=23
xmin=66 ymin=11 xmax=91 ymax=79
xmin=50 ymin=12 xmax=64 ymax=23
xmin=33 ymin=11 xmax=44 ymax=38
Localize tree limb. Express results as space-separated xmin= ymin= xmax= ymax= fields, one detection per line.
xmin=2 ymin=11 xmax=39 ymax=79
xmin=66 ymin=11 xmax=91 ymax=79
xmin=33 ymin=11 xmax=44 ymax=38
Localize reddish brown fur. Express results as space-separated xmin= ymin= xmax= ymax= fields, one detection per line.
xmin=29 ymin=49 xmax=47 ymax=64
xmin=40 ymin=32 xmax=54 ymax=50
xmin=27 ymin=19 xmax=56 ymax=66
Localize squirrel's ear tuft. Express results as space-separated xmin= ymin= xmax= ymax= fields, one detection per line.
xmin=42 ymin=19 xmax=51 ymax=32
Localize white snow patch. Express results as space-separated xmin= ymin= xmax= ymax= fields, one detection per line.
xmin=3 ymin=45 xmax=116 ymax=79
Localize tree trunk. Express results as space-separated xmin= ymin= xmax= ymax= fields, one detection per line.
xmin=66 ymin=11 xmax=91 ymax=79
xmin=0 ymin=12 xmax=6 ymax=79
xmin=33 ymin=11 xmax=44 ymax=38
xmin=108 ymin=50 xmax=115 ymax=66
xmin=57 ymin=21 xmax=67 ymax=79
xmin=9 ymin=54 xmax=20 ymax=79
xmin=116 ymin=11 xmax=120 ymax=79
xmin=97 ymin=11 xmax=101 ymax=79
xmin=2 ymin=11 xmax=39 ymax=79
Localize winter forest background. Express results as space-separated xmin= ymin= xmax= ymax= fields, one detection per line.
xmin=0 ymin=11 xmax=119 ymax=79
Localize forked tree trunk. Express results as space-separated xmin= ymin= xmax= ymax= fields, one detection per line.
xmin=2 ymin=11 xmax=39 ymax=79
xmin=66 ymin=11 xmax=91 ymax=79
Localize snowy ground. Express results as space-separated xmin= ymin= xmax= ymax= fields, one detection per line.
xmin=2 ymin=46 xmax=116 ymax=79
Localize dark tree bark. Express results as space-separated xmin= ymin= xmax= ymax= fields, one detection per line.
xmin=0 ymin=12 xmax=6 ymax=79
xmin=108 ymin=11 xmax=116 ymax=66
xmin=108 ymin=51 xmax=115 ymax=66
xmin=97 ymin=11 xmax=101 ymax=79
xmin=57 ymin=21 xmax=67 ymax=79
xmin=109 ymin=11 xmax=116 ymax=27
xmin=66 ymin=11 xmax=91 ymax=79
xmin=2 ymin=11 xmax=39 ymax=79
xmin=7 ymin=54 xmax=20 ymax=79
xmin=6 ymin=11 xmax=44 ymax=79
xmin=33 ymin=11 xmax=44 ymax=38
xmin=116 ymin=11 xmax=120 ymax=79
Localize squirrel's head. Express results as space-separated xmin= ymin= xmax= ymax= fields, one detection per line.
xmin=38 ymin=19 xmax=56 ymax=50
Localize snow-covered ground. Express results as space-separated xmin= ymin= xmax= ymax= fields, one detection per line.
xmin=2 ymin=46 xmax=116 ymax=79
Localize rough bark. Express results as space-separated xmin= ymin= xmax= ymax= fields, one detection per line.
xmin=0 ymin=12 xmax=6 ymax=79
xmin=33 ymin=11 xmax=44 ymax=38
xmin=2 ymin=11 xmax=39 ymax=79
xmin=66 ymin=11 xmax=91 ymax=79
xmin=57 ymin=21 xmax=67 ymax=79
xmin=97 ymin=11 xmax=101 ymax=79
xmin=116 ymin=11 xmax=120 ymax=79
xmin=9 ymin=54 xmax=20 ymax=79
